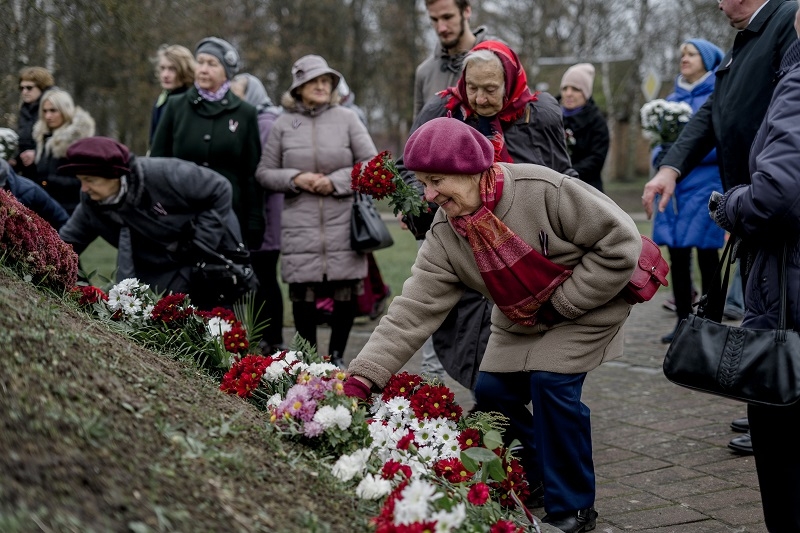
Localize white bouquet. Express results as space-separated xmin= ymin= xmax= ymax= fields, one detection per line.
xmin=640 ymin=99 xmax=693 ymax=147
xmin=0 ymin=128 xmax=19 ymax=161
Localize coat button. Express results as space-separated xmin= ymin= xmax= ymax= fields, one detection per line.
xmin=203 ymin=134 xmax=211 ymax=141
xmin=221 ymin=99 xmax=228 ymax=105
xmin=202 ymin=162 xmax=209 ymax=167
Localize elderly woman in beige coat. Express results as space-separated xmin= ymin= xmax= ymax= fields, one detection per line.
xmin=344 ymin=117 xmax=641 ymax=533
xmin=256 ymin=55 xmax=377 ymax=368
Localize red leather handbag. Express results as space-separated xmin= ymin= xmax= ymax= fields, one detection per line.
xmin=620 ymin=235 xmax=669 ymax=304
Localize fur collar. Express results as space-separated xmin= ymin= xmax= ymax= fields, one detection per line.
xmin=34 ymin=107 xmax=96 ymax=161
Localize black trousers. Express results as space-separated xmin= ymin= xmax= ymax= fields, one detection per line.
xmin=668 ymin=247 xmax=719 ymax=319
xmin=749 ymin=401 xmax=800 ymax=531
xmin=249 ymin=250 xmax=284 ymax=348
xmin=292 ymin=298 xmax=357 ymax=357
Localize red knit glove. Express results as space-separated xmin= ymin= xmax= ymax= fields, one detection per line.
xmin=343 ymin=378 xmax=372 ymax=400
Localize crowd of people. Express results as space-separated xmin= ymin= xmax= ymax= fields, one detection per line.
xmin=4 ymin=0 xmax=799 ymax=531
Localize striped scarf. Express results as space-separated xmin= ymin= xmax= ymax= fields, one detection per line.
xmin=450 ymin=166 xmax=572 ymax=326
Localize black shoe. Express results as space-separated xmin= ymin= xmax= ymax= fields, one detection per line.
xmin=730 ymin=417 xmax=749 ymax=433
xmin=542 ymin=508 xmax=598 ymax=533
xmin=329 ymin=351 xmax=346 ymax=370
xmin=728 ymin=432 xmax=753 ymax=455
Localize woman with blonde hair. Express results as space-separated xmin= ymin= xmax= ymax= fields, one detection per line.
xmin=33 ymin=88 xmax=95 ymax=214
xmin=149 ymin=44 xmax=195 ymax=144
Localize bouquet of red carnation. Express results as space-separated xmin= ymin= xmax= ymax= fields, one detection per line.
xmin=351 ymin=151 xmax=428 ymax=217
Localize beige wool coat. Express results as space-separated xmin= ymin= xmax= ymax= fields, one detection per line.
xmin=256 ymin=98 xmax=377 ymax=284
xmin=348 ymin=163 xmax=642 ymax=389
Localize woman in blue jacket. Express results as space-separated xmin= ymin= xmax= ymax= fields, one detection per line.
xmin=653 ymin=39 xmax=726 ymax=343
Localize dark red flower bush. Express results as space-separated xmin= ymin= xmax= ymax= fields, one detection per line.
xmin=0 ymin=189 xmax=78 ymax=291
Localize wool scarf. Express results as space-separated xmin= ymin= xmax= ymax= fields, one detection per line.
xmin=450 ymin=166 xmax=572 ymax=326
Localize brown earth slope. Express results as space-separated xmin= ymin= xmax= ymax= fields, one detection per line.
xmin=0 ymin=269 xmax=375 ymax=533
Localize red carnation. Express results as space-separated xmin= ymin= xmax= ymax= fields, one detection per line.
xmin=150 ymin=293 xmax=194 ymax=325
xmin=381 ymin=459 xmax=412 ymax=480
xmin=396 ymin=430 xmax=416 ymax=451
xmin=467 ymin=482 xmax=490 ymax=505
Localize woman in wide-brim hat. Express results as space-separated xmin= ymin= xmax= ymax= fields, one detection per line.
xmin=344 ymin=117 xmax=641 ymax=532
xmin=150 ymin=36 xmax=264 ymax=251
xmin=255 ymin=54 xmax=377 ymax=368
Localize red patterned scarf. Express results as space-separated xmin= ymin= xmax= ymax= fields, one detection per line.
xmin=450 ymin=166 xmax=572 ymax=326
xmin=440 ymin=41 xmax=537 ymax=164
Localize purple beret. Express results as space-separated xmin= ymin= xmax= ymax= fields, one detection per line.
xmin=403 ymin=117 xmax=494 ymax=175
xmin=59 ymin=137 xmax=131 ymax=179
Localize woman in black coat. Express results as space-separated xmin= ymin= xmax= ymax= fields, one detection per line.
xmin=559 ymin=63 xmax=609 ymax=192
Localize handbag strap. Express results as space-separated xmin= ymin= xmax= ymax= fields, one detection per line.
xmin=698 ymin=236 xmax=734 ymax=322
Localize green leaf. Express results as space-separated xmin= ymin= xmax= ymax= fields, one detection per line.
xmin=483 ymin=429 xmax=504 ymax=451
xmin=485 ymin=456 xmax=506 ymax=481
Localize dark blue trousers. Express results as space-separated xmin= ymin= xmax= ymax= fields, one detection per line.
xmin=474 ymin=370 xmax=595 ymax=514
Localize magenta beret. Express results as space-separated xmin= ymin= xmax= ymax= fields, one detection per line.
xmin=403 ymin=117 xmax=494 ymax=174
xmin=59 ymin=137 xmax=131 ymax=179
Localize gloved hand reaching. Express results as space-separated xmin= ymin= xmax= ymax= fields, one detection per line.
xmin=343 ymin=377 xmax=372 ymax=400
xmin=708 ymin=191 xmax=724 ymax=225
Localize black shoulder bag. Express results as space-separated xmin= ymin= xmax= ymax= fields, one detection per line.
xmin=189 ymin=236 xmax=259 ymax=309
xmin=350 ymin=192 xmax=394 ymax=253
xmin=663 ymin=238 xmax=800 ymax=407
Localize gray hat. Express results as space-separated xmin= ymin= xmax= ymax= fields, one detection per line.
xmin=195 ymin=37 xmax=240 ymax=80
xmin=288 ymin=55 xmax=342 ymax=96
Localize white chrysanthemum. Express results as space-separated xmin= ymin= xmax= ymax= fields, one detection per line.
xmin=266 ymin=393 xmax=283 ymax=408
xmin=436 ymin=425 xmax=458 ymax=447
xmin=432 ymin=503 xmax=466 ymax=532
xmin=305 ymin=362 xmax=337 ymax=377
xmin=332 ymin=405 xmax=352 ymax=430
xmin=283 ymin=350 xmax=302 ymax=364
xmin=331 ymin=448 xmax=371 ymax=482
xmin=263 ymin=361 xmax=289 ymax=381
xmin=116 ymin=278 xmax=139 ymax=291
xmin=289 ymin=361 xmax=310 ymax=376
xmin=122 ymin=295 xmax=143 ymax=316
xmin=206 ymin=317 xmax=232 ymax=338
xmin=355 ymin=474 xmax=392 ymax=500
xmin=370 ymin=400 xmax=389 ymax=420
xmin=368 ymin=422 xmax=391 ymax=445
xmin=314 ymin=405 xmax=352 ymax=431
xmin=439 ymin=440 xmax=461 ymax=459
xmin=393 ymin=479 xmax=440 ymax=525
xmin=142 ymin=304 xmax=154 ymax=317
xmin=106 ymin=289 xmax=124 ymax=311
xmin=386 ymin=397 xmax=412 ymax=421
xmin=415 ymin=425 xmax=437 ymax=447
xmin=415 ymin=444 xmax=439 ymax=464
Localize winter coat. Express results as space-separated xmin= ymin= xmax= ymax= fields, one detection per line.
xmin=0 ymin=158 xmax=68 ymax=229
xmin=149 ymin=85 xmax=264 ymax=248
xmin=17 ymin=100 xmax=39 ymax=154
xmin=561 ymin=98 xmax=608 ymax=192
xmin=716 ymin=38 xmax=800 ymax=331
xmin=413 ymin=27 xmax=499 ymax=119
xmin=348 ymin=163 xmax=641 ymax=389
xmin=59 ymin=155 xmax=242 ymax=294
xmin=33 ymin=107 xmax=95 ymax=215
xmin=652 ymin=73 xmax=726 ymax=249
xmin=661 ymin=0 xmax=797 ymax=191
xmin=255 ymin=97 xmax=377 ymax=284
xmin=255 ymin=107 xmax=284 ymax=252
xmin=149 ymin=85 xmax=189 ymax=144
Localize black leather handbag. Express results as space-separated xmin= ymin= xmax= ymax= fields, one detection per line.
xmin=190 ymin=239 xmax=259 ymax=308
xmin=663 ymin=239 xmax=800 ymax=407
xmin=350 ymin=192 xmax=394 ymax=253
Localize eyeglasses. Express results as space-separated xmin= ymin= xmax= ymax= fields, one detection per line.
xmin=19 ymin=85 xmax=36 ymax=92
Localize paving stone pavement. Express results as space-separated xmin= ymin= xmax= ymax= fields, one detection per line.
xmin=288 ymin=287 xmax=764 ymax=532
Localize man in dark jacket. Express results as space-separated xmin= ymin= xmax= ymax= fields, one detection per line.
xmin=0 ymin=158 xmax=68 ymax=230
xmin=642 ymin=0 xmax=798 ymax=455
xmin=59 ymin=137 xmax=246 ymax=301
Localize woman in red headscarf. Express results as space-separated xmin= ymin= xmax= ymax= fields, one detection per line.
xmin=415 ymin=40 xmax=573 ymax=173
